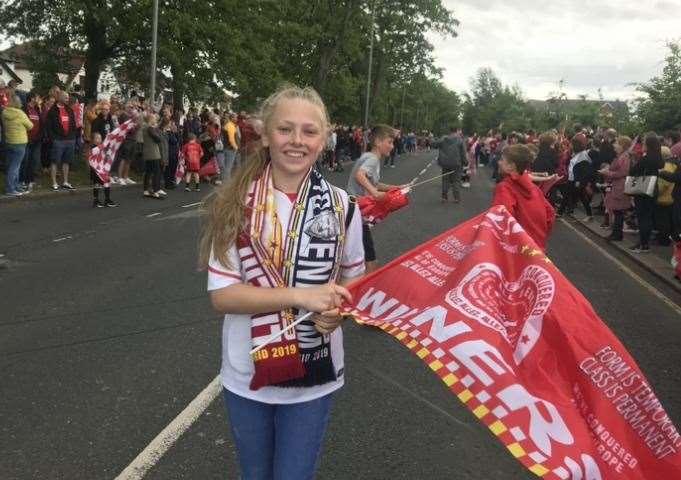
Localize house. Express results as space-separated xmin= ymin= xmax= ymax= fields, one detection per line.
xmin=0 ymin=42 xmax=86 ymax=92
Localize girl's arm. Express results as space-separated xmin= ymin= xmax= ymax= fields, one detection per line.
xmin=210 ymin=282 xmax=351 ymax=316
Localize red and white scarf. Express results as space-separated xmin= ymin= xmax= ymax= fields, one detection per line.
xmin=238 ymin=163 xmax=348 ymax=390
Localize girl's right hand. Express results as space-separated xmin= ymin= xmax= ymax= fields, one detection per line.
xmin=295 ymin=282 xmax=352 ymax=313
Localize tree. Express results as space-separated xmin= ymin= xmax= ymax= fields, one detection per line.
xmin=0 ymin=0 xmax=147 ymax=99
xmin=636 ymin=41 xmax=681 ymax=132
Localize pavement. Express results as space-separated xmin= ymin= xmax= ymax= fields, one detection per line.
xmin=2 ymin=152 xmax=681 ymax=480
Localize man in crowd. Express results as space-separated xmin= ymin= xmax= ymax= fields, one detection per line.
xmin=434 ymin=127 xmax=467 ymax=203
xmin=223 ymin=112 xmax=240 ymax=171
xmin=46 ymin=91 xmax=77 ymax=190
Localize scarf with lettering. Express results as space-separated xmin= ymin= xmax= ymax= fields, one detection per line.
xmin=237 ymin=162 xmax=348 ymax=390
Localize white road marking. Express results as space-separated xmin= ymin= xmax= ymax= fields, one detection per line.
xmin=560 ymin=218 xmax=681 ymax=316
xmin=53 ymin=235 xmax=73 ymax=243
xmin=181 ymin=202 xmax=202 ymax=208
xmin=114 ymin=375 xmax=221 ymax=480
xmin=146 ymin=212 xmax=162 ymax=218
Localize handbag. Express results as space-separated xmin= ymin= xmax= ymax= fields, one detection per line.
xmin=624 ymin=175 xmax=657 ymax=197
xmin=199 ymin=157 xmax=220 ymax=177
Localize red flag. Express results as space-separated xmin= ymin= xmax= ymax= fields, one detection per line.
xmin=357 ymin=188 xmax=410 ymax=225
xmin=343 ymin=206 xmax=681 ymax=479
xmin=88 ymin=120 xmax=136 ymax=183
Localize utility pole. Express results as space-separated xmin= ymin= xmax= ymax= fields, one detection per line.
xmin=363 ymin=1 xmax=375 ymax=128
xmin=149 ymin=0 xmax=159 ymax=104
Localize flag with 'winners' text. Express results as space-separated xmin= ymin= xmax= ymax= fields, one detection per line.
xmin=342 ymin=206 xmax=681 ymax=479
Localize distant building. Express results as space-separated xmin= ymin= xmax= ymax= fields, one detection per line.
xmin=528 ymin=98 xmax=628 ymax=118
xmin=0 ymin=42 xmax=86 ymax=91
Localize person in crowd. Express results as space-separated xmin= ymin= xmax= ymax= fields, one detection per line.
xmin=89 ymin=132 xmax=117 ymax=208
xmin=223 ymin=112 xmax=240 ymax=172
xmin=165 ymin=118 xmax=180 ymax=189
xmin=492 ymin=144 xmax=555 ymax=250
xmin=157 ymin=117 xmax=170 ymax=196
xmin=19 ymin=91 xmax=43 ymax=192
xmin=599 ymin=136 xmax=632 ymax=242
xmin=83 ymin=98 xmax=97 ymax=145
xmin=629 ymin=132 xmax=665 ymax=253
xmin=434 ymin=127 xmax=467 ymax=203
xmin=2 ymin=95 xmax=33 ymax=196
xmin=142 ymin=113 xmax=164 ymax=199
xmin=237 ymin=111 xmax=259 ymax=156
xmin=533 ymin=132 xmax=559 ymax=175
xmin=91 ymin=101 xmax=115 ymax=143
xmin=347 ymin=124 xmax=401 ymax=273
xmin=558 ymin=133 xmax=591 ymax=219
xmin=46 ymin=91 xmax=77 ymax=190
xmin=112 ymin=101 xmax=139 ymax=185
xmin=182 ymin=133 xmax=204 ymax=192
xmin=200 ymin=85 xmax=364 ymax=480
xmin=665 ymin=129 xmax=681 ymax=159
xmin=658 ymin=142 xmax=681 ymax=243
xmin=654 ymin=146 xmax=676 ymax=246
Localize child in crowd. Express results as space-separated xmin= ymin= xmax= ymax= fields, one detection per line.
xmin=182 ymin=133 xmax=204 ymax=192
xmin=346 ymin=124 xmax=402 ymax=272
xmin=90 ymin=133 xmax=117 ymax=208
xmin=200 ymin=86 xmax=364 ymax=480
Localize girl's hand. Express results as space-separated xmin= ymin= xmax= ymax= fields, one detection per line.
xmin=295 ymin=282 xmax=352 ymax=313
xmin=313 ymin=308 xmax=347 ymax=334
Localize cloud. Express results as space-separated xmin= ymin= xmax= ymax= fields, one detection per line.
xmin=432 ymin=0 xmax=681 ymax=100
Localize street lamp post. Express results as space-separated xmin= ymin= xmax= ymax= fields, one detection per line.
xmin=150 ymin=0 xmax=159 ymax=104
xmin=363 ymin=1 xmax=375 ymax=128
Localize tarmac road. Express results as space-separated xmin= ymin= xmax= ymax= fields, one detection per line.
xmin=2 ymin=151 xmax=680 ymax=479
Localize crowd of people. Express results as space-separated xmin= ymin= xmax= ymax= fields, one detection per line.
xmin=467 ymin=125 xmax=681 ymax=259
xmin=0 ymin=79 xmax=264 ymax=203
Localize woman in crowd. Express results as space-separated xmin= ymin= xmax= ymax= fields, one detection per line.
xmin=142 ymin=113 xmax=164 ymax=199
xmin=492 ymin=144 xmax=555 ymax=250
xmin=19 ymin=91 xmax=43 ymax=192
xmin=654 ymin=146 xmax=676 ymax=246
xmin=629 ymin=133 xmax=665 ymax=253
xmin=599 ymin=136 xmax=632 ymax=242
xmin=2 ymin=95 xmax=34 ymax=196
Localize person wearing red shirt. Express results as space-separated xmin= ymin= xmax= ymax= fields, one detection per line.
xmin=182 ymin=133 xmax=204 ymax=191
xmin=492 ymin=144 xmax=556 ymax=250
xmin=46 ymin=91 xmax=77 ymax=190
xmin=19 ymin=91 xmax=43 ymax=191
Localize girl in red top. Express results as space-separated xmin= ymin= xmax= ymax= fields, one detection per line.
xmin=492 ymin=144 xmax=556 ymax=250
xmin=182 ymin=133 xmax=204 ymax=191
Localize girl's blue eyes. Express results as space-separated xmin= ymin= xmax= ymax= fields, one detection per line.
xmin=277 ymin=127 xmax=319 ymax=136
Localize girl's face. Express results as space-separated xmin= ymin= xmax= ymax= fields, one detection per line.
xmin=614 ymin=143 xmax=623 ymax=155
xmin=262 ymin=98 xmax=326 ymax=180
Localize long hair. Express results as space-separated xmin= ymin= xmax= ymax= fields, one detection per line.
xmin=198 ymin=85 xmax=330 ymax=269
xmin=644 ymin=132 xmax=662 ymax=165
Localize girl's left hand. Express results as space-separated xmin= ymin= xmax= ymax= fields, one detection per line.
xmin=313 ymin=309 xmax=347 ymax=335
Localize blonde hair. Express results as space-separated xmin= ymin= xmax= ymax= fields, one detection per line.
xmin=662 ymin=146 xmax=672 ymax=160
xmin=198 ymin=85 xmax=330 ymax=269
xmin=616 ymin=136 xmax=632 ymax=152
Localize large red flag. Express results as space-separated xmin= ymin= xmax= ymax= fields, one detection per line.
xmin=343 ymin=206 xmax=681 ymax=479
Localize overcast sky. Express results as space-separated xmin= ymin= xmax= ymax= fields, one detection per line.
xmin=430 ymin=0 xmax=681 ymax=101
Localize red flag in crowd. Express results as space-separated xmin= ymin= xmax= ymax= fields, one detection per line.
xmin=342 ymin=206 xmax=681 ymax=479
xmin=357 ymin=187 xmax=410 ymax=225
xmin=88 ymin=120 xmax=136 ymax=183
xmin=175 ymin=150 xmax=186 ymax=184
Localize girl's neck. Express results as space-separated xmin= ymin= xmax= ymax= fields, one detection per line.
xmin=371 ymin=147 xmax=383 ymax=159
xmin=271 ymin=164 xmax=308 ymax=194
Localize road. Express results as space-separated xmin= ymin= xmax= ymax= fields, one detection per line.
xmin=2 ymin=151 xmax=681 ymax=479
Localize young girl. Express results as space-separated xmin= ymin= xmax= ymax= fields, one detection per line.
xmin=90 ymin=133 xmax=117 ymax=207
xmin=200 ymin=86 xmax=365 ymax=480
xmin=182 ymin=133 xmax=204 ymax=191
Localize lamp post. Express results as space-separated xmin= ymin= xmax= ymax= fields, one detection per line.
xmin=149 ymin=0 xmax=159 ymax=104
xmin=363 ymin=1 xmax=375 ymax=128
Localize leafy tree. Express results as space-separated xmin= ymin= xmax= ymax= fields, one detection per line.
xmin=636 ymin=41 xmax=681 ymax=132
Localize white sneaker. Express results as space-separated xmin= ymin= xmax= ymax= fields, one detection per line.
xmin=6 ymin=191 xmax=24 ymax=197
xmin=62 ymin=182 xmax=75 ymax=190
xmin=125 ymin=178 xmax=137 ymax=185
xmin=157 ymin=189 xmax=167 ymax=196
xmin=112 ymin=176 xmax=120 ymax=184
xmin=28 ymin=182 xmax=35 ymax=192
xmin=214 ymin=180 xmax=223 ymax=185
xmin=52 ymin=183 xmax=59 ymax=191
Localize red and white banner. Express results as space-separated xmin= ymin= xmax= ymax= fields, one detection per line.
xmin=343 ymin=206 xmax=681 ymax=479
xmin=88 ymin=120 xmax=136 ymax=183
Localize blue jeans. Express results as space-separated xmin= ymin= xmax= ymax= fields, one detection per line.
xmin=223 ymin=389 xmax=333 ymax=480
xmin=5 ymin=144 xmax=27 ymax=194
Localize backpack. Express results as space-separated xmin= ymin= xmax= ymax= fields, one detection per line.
xmin=657 ymin=161 xmax=677 ymax=206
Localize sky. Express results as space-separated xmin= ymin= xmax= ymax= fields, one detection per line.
xmin=430 ymin=0 xmax=681 ymax=101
